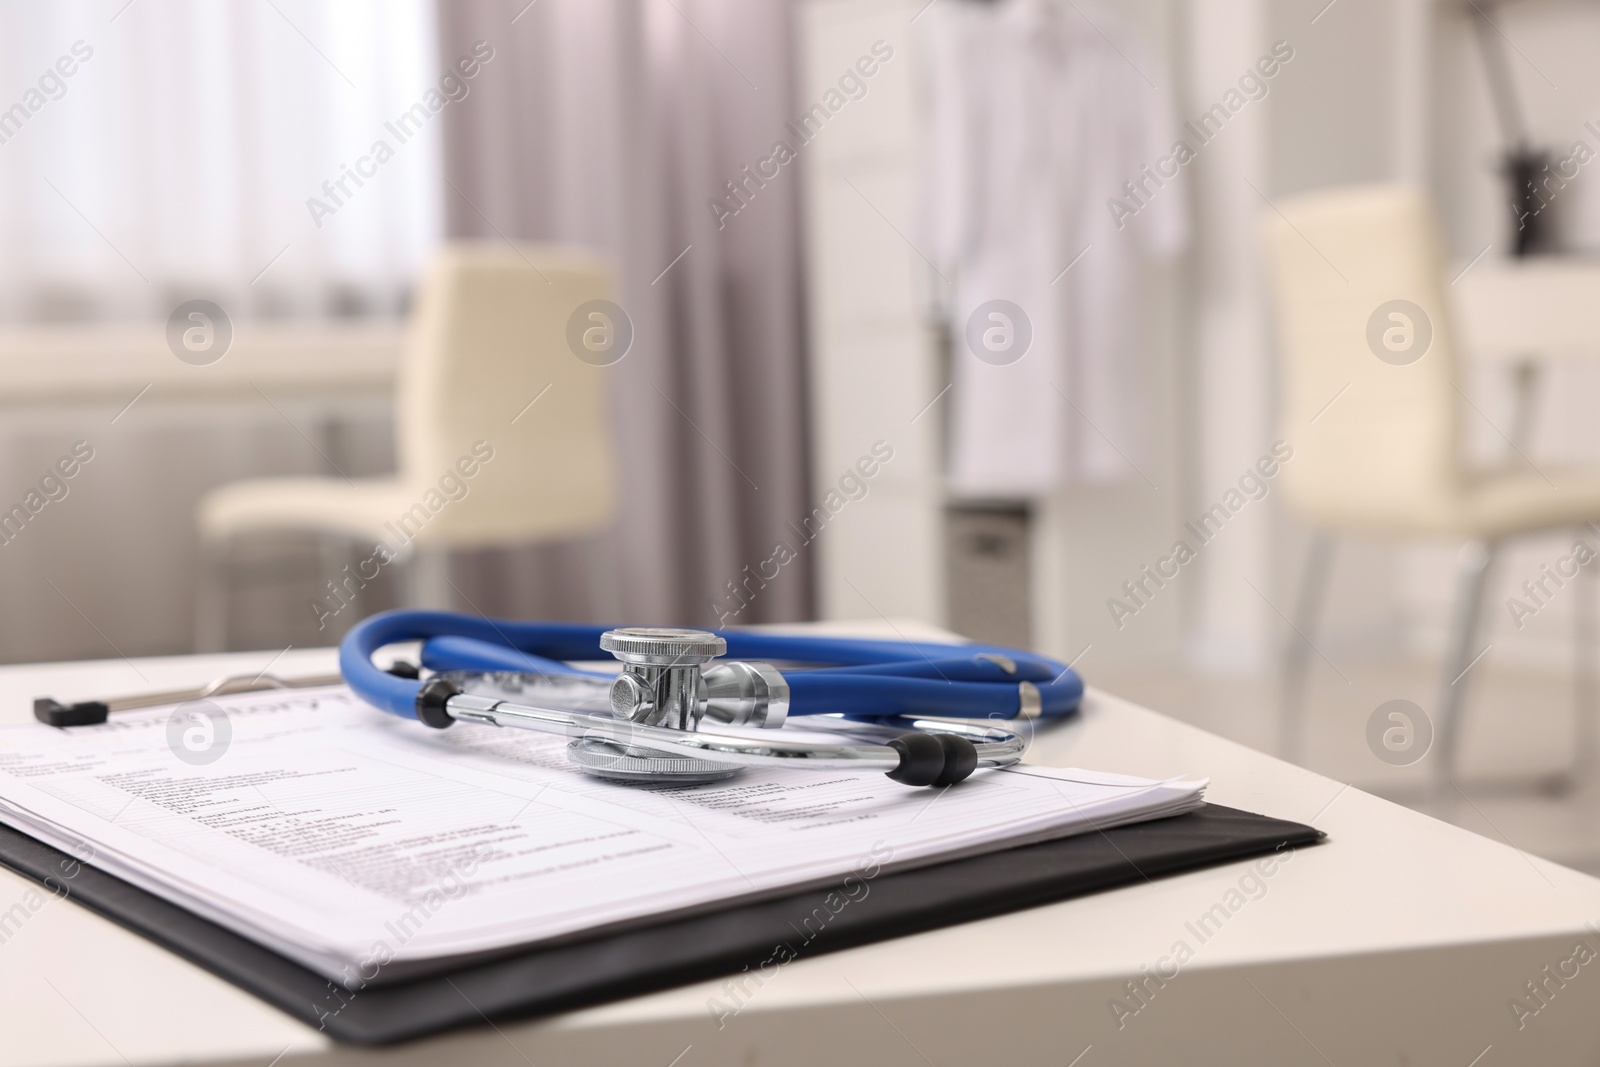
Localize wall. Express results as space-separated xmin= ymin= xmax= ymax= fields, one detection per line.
xmin=799 ymin=0 xmax=947 ymax=628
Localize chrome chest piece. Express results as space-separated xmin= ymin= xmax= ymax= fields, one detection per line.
xmin=567 ymin=627 xmax=790 ymax=784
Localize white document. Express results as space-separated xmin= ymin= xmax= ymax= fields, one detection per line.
xmin=0 ymin=686 xmax=1204 ymax=983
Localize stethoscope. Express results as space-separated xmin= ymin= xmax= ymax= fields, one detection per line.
xmin=337 ymin=610 xmax=1085 ymax=788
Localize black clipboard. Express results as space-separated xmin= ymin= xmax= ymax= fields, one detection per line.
xmin=0 ymin=804 xmax=1322 ymax=1045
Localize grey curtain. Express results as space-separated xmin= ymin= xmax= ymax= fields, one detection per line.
xmin=435 ymin=0 xmax=812 ymax=627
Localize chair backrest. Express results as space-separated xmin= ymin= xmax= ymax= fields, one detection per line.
xmin=1264 ymin=184 xmax=1463 ymax=530
xmin=395 ymin=242 xmax=617 ymax=548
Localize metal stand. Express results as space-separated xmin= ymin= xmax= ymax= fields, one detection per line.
xmin=1570 ymin=546 xmax=1599 ymax=787
xmin=1279 ymin=531 xmax=1337 ymax=763
xmin=1432 ymin=540 xmax=1499 ymax=800
xmin=403 ymin=546 xmax=452 ymax=610
xmin=194 ymin=536 xmax=229 ymax=654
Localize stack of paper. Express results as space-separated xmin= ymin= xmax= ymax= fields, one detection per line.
xmin=0 ymin=686 xmax=1204 ymax=983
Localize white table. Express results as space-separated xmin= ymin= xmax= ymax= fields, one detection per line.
xmin=0 ymin=322 xmax=401 ymax=407
xmin=1 ymin=636 xmax=1598 ymax=1066
xmin=1451 ymin=255 xmax=1600 ymax=362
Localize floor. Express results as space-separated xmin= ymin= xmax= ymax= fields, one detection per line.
xmin=1091 ymin=652 xmax=1600 ymax=876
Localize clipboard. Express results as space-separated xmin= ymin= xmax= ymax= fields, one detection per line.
xmin=0 ymin=804 xmax=1321 ymax=1044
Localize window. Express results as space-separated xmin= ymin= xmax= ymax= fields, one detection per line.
xmin=0 ymin=0 xmax=441 ymax=322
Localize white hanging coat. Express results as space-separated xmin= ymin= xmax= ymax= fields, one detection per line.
xmin=921 ymin=0 xmax=1187 ymax=497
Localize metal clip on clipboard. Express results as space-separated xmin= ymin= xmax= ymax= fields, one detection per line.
xmin=33 ymin=672 xmax=347 ymax=727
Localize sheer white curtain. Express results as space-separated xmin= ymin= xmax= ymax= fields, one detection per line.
xmin=0 ymin=0 xmax=440 ymax=321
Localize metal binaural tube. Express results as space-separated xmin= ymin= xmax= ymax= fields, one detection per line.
xmin=702 ymin=660 xmax=789 ymax=728
xmin=441 ymin=693 xmax=1027 ymax=772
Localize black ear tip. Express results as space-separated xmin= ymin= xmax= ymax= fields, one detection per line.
xmin=415 ymin=677 xmax=461 ymax=729
xmin=886 ymin=731 xmax=945 ymax=786
xmin=886 ymin=732 xmax=979 ymax=787
xmin=932 ymin=733 xmax=978 ymax=786
xmin=33 ymin=698 xmax=110 ymax=727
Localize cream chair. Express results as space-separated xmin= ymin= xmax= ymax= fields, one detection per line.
xmin=1266 ymin=184 xmax=1600 ymax=792
xmin=196 ymin=242 xmax=618 ymax=649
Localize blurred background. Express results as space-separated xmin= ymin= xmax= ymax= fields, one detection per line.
xmin=7 ymin=0 xmax=1600 ymax=868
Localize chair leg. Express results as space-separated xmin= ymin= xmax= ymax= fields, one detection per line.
xmin=1571 ymin=541 xmax=1598 ymax=786
xmin=195 ymin=536 xmax=229 ymax=654
xmin=404 ymin=546 xmax=452 ymax=610
xmin=312 ymin=533 xmax=355 ymax=639
xmin=1279 ymin=530 xmax=1337 ymax=763
xmin=1433 ymin=540 xmax=1499 ymax=799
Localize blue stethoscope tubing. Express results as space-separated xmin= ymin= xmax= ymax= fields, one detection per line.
xmin=340 ymin=610 xmax=1084 ymax=723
